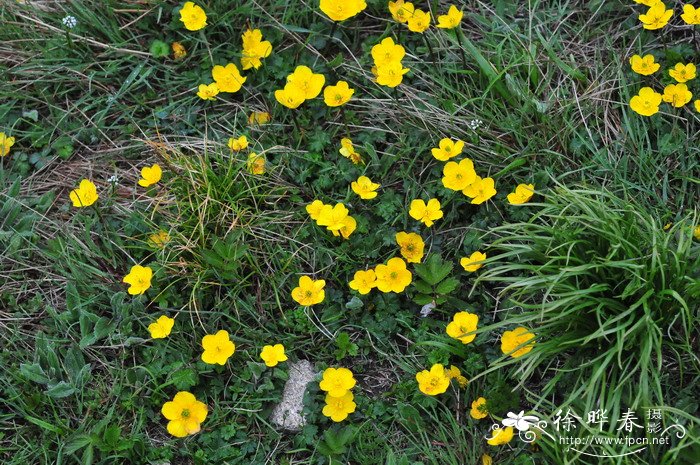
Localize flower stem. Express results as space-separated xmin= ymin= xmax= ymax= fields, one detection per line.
xmin=455 ymin=28 xmax=468 ymax=70
xmin=423 ymin=34 xmax=436 ymax=64
xmin=290 ymin=111 xmax=302 ymax=143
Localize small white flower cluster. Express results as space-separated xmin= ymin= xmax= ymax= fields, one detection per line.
xmin=62 ymin=15 xmax=77 ymax=29
xmin=468 ymin=119 xmax=483 ymax=130
xmin=107 ymin=175 xmax=119 ymax=184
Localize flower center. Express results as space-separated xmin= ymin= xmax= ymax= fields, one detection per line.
xmin=181 ymin=409 xmax=190 ymax=418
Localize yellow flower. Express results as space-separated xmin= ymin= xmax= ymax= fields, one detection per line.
xmin=630 ymin=87 xmax=662 ymax=116
xmin=172 ymin=42 xmax=186 ymax=59
xmin=374 ymin=61 xmax=410 ymax=88
xmin=629 ymin=54 xmax=659 ymax=75
xmin=446 ymin=365 xmax=468 ymax=387
xmin=122 ymin=264 xmax=153 ymax=295
xmin=442 ymin=158 xmax=477 ymax=191
xmin=481 ymin=454 xmax=493 ymax=465
xmin=212 ymin=63 xmax=247 ymax=93
xmin=371 ymin=37 xmax=406 ymax=68
xmin=332 ymin=215 xmax=357 ymax=239
xmin=446 ymin=311 xmax=478 ymax=344
xmin=507 ymin=183 xmax=535 ymax=205
xmin=247 ymin=152 xmax=265 ymax=175
xmin=388 ymin=0 xmax=415 ymax=23
xmin=639 ymin=2 xmax=673 ymax=30
xmin=409 ymin=198 xmax=443 ymax=227
xmin=437 ymin=5 xmax=463 ymax=29
xmin=351 ymin=176 xmax=380 ymax=199
xmin=682 ymin=4 xmax=700 ymax=24
xmin=431 ymin=138 xmax=464 ymax=161
xmin=460 ymin=251 xmax=486 ymax=272
xmin=662 ymin=83 xmax=693 ymax=107
xmin=694 ymin=225 xmax=700 ymax=239
xmin=633 ymin=0 xmax=661 ymax=5
xmin=696 ymin=100 xmax=700 ymax=113
xmin=463 ymin=176 xmax=497 ymax=204
xmin=339 ymin=137 xmax=363 ymax=164
xmin=275 ymin=84 xmax=306 ymax=109
xmin=69 ymin=179 xmax=99 ymax=208
xmin=470 ymin=397 xmax=488 ymax=419
xmin=317 ymin=203 xmax=350 ymax=231
xmin=669 ymin=62 xmax=697 ymax=82
xmin=501 ymin=327 xmax=535 ymax=358
xmin=287 ymin=65 xmax=326 ymax=99
xmin=201 ymin=330 xmax=236 ymax=365
xmin=0 ymin=132 xmax=15 ymax=157
xmin=374 ymin=257 xmax=412 ymax=293
xmin=148 ymin=315 xmax=175 ymax=339
xmin=319 ymin=0 xmax=367 ymax=21
xmin=149 ymin=230 xmax=170 ymax=248
xmin=241 ymin=29 xmax=272 ymax=70
xmin=161 ymin=391 xmax=208 ymax=437
xmin=228 ymin=135 xmax=248 ymax=151
xmin=260 ymin=344 xmax=288 ymax=367
xmin=349 ymin=269 xmax=377 ymax=295
xmin=395 ymin=231 xmax=425 ymax=263
xmin=248 ymin=111 xmax=271 ymax=125
xmin=407 ymin=9 xmax=431 ymax=33
xmin=487 ymin=426 xmax=514 ymax=446
xmin=138 ymin=163 xmax=162 ymax=187
xmin=179 ymin=2 xmax=207 ymax=31
xmin=322 ymin=391 xmax=356 ymax=422
xmin=320 ymin=367 xmax=356 ymax=397
xmin=415 ymin=364 xmax=450 ymax=396
xmin=197 ymin=83 xmax=219 ymax=100
xmin=306 ymin=200 xmax=326 ymax=220
xmin=323 ymin=81 xmax=354 ymax=107
xmin=291 ymin=275 xmax=326 ymax=306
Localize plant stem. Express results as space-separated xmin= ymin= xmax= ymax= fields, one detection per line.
xmin=455 ymin=28 xmax=469 ymax=70
xmin=291 ymin=111 xmax=302 ymax=143
xmin=199 ymin=30 xmax=213 ymax=66
xmin=423 ymin=34 xmax=436 ymax=64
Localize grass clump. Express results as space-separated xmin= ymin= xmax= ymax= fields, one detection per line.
xmin=479 ymin=185 xmax=699 ymax=415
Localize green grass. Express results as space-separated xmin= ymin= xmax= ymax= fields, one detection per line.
xmin=2 ymin=0 xmax=699 ymax=464
xmin=476 ymin=185 xmax=699 ymax=452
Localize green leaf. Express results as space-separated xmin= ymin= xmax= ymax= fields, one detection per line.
xmin=20 ymin=363 xmax=49 ymax=384
xmin=411 ymin=280 xmax=433 ymax=294
xmin=45 ymin=381 xmax=76 ymax=398
xmin=435 ymin=277 xmax=460 ymax=295
xmin=169 ymin=368 xmax=198 ymax=390
xmin=414 ymin=254 xmax=453 ymax=286
xmin=102 ymin=425 xmax=121 ymax=447
xmin=334 ymin=332 xmax=359 ymax=361
xmin=149 ymin=40 xmax=169 ymax=58
xmin=345 ymin=296 xmax=364 ymax=310
xmin=412 ymin=294 xmax=434 ymax=306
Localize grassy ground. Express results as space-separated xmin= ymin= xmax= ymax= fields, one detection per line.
xmin=1 ymin=0 xmax=699 ymax=464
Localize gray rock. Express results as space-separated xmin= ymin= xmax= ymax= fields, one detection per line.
xmin=271 ymin=360 xmax=317 ymax=431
